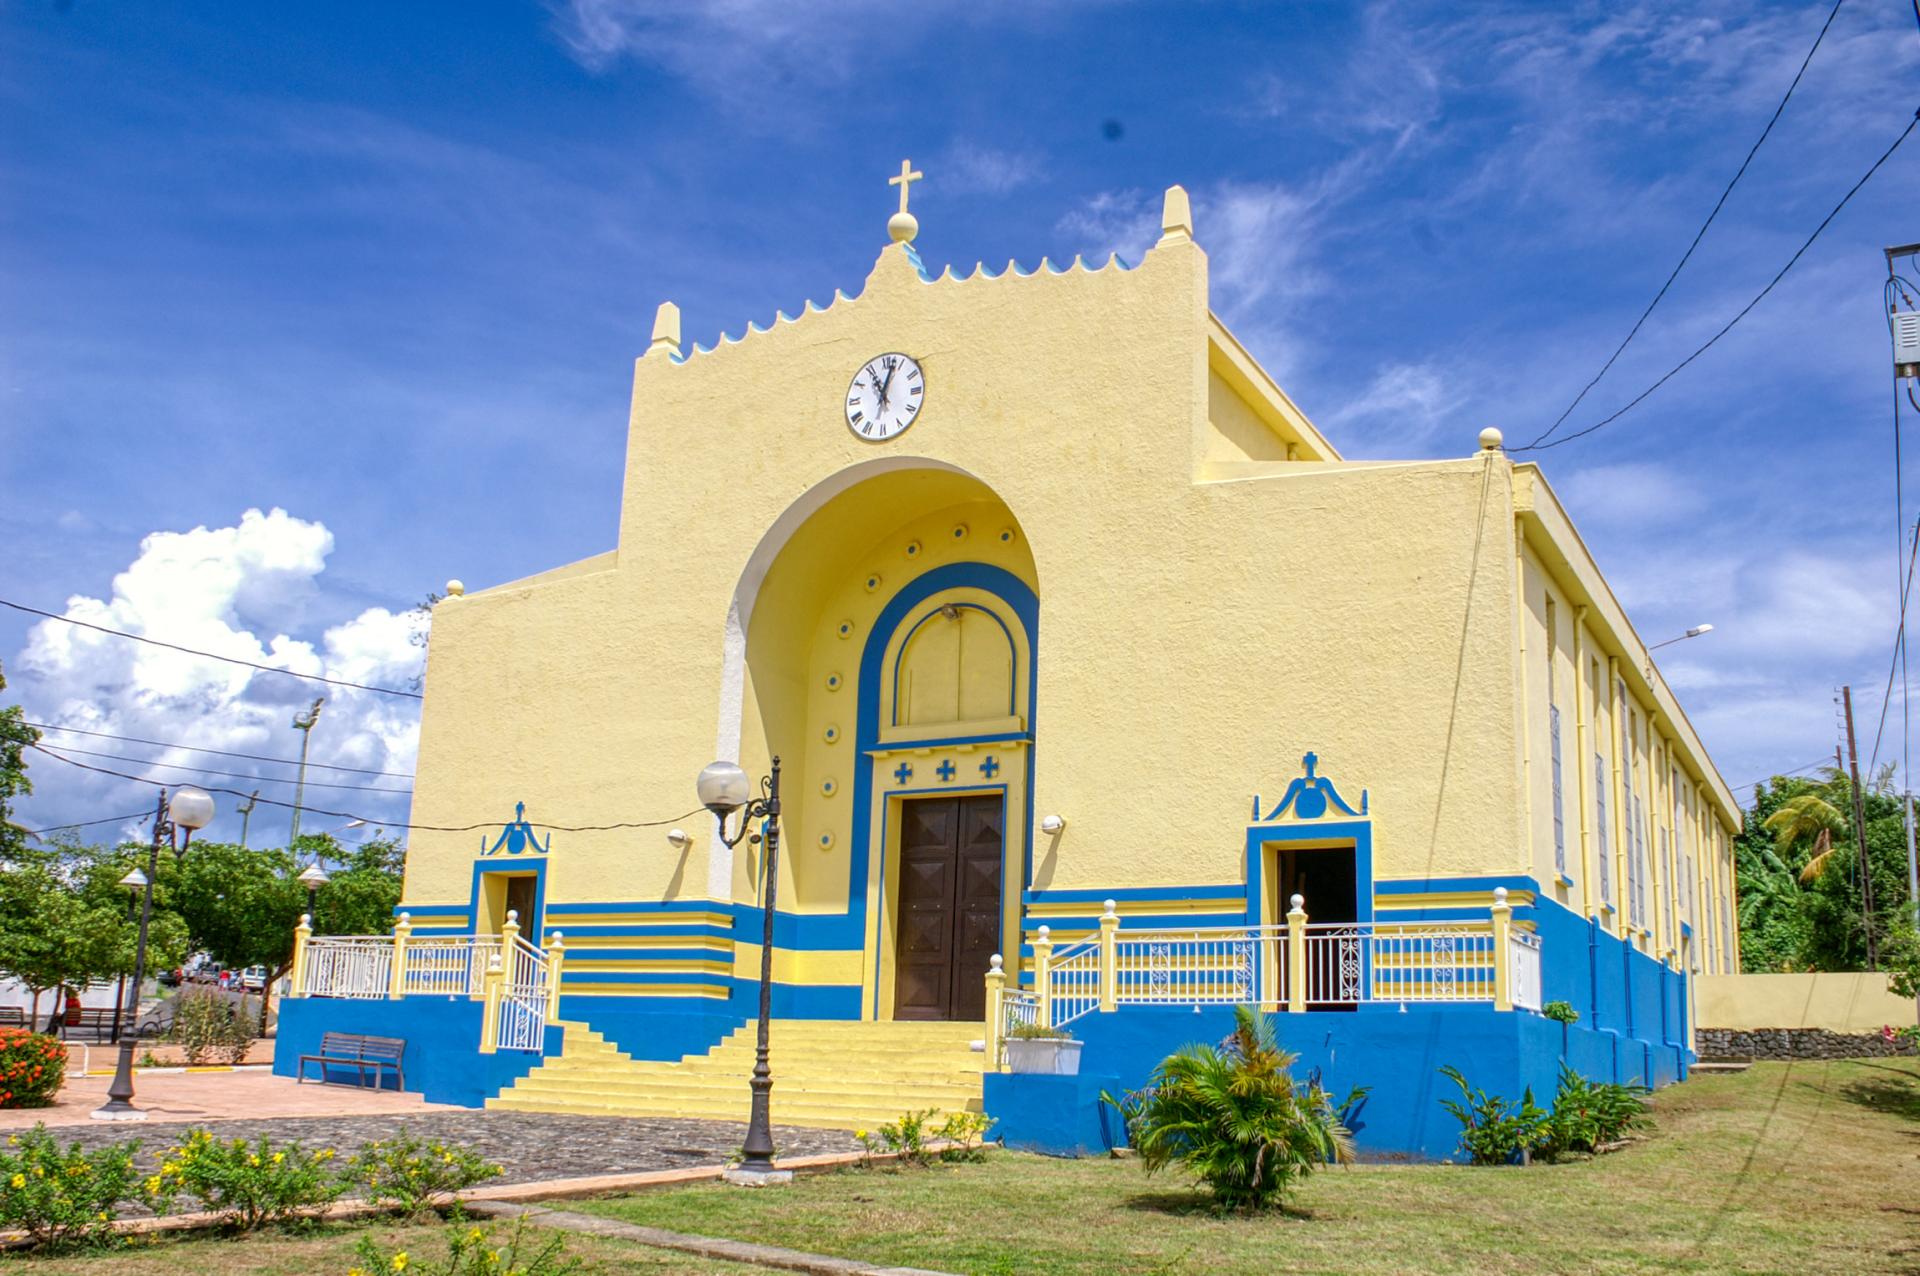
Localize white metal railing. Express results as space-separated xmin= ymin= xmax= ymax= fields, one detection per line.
xmin=493 ymin=934 xmax=550 ymax=1052
xmin=400 ymin=936 xmax=502 ymax=997
xmin=1046 ymin=938 xmax=1102 ymax=1027
xmin=1507 ymin=928 xmax=1544 ymax=1012
xmin=998 ymin=987 xmax=1039 ymax=1067
xmin=300 ymin=937 xmax=394 ymax=999
xmin=1041 ymin=920 xmax=1509 ymax=1011
xmin=1115 ymin=929 xmax=1269 ymax=1007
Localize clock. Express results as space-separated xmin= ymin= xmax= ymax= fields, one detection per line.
xmin=845 ymin=352 xmax=924 ymax=441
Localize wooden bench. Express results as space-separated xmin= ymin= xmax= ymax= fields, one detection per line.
xmin=0 ymin=1007 xmax=24 ymax=1029
xmin=64 ymin=1008 xmax=119 ymax=1040
xmin=296 ymin=1031 xmax=406 ymax=1091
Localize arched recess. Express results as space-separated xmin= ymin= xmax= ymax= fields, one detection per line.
xmin=714 ymin=459 xmax=1038 ymax=1021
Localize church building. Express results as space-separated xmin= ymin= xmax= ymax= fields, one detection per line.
xmin=275 ymin=168 xmax=1742 ymax=1160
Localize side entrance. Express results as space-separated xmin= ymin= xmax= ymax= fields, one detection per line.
xmin=893 ymin=794 xmax=1003 ymax=1022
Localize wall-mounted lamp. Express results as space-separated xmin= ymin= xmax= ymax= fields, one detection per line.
xmin=666 ymin=828 xmax=691 ymax=851
xmin=1039 ymin=815 xmax=1066 ymax=835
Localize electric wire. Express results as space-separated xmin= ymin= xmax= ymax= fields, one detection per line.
xmin=16 ymin=811 xmax=154 ymax=837
xmin=24 ymin=721 xmax=414 ymax=779
xmin=1525 ymin=0 xmax=1847 ymax=450
xmin=1865 ymin=517 xmax=1919 ymax=777
xmin=1515 ymin=109 xmax=1920 ymax=454
xmin=31 ymin=743 xmax=413 ymax=795
xmin=24 ymin=743 xmax=706 ymax=834
xmin=1734 ymin=756 xmax=1835 ymax=792
xmin=0 ymin=598 xmax=424 ymax=700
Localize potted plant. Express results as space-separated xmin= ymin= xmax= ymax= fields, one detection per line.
xmin=1005 ymin=1022 xmax=1081 ymax=1075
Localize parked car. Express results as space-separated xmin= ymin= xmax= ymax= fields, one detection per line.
xmin=239 ymin=966 xmax=267 ymax=991
xmin=157 ymin=968 xmax=181 ymax=988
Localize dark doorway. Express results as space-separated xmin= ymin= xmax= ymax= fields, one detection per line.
xmin=504 ymin=876 xmax=538 ymax=935
xmin=1272 ymin=845 xmax=1359 ymax=1010
xmin=893 ymin=795 xmax=1004 ymax=1021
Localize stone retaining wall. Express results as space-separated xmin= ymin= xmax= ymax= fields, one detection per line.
xmin=1696 ymin=1027 xmax=1917 ymax=1060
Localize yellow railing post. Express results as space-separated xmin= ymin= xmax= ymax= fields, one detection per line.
xmin=479 ymin=953 xmax=503 ymax=1055
xmin=502 ymin=909 xmax=522 ymax=951
xmin=1033 ymin=925 xmax=1054 ymax=1029
xmin=287 ymin=914 xmax=312 ymax=999
xmin=1098 ymin=900 xmax=1119 ymax=1013
xmin=388 ymin=912 xmax=412 ymax=1000
xmin=1286 ymin=894 xmax=1307 ymax=1014
xmin=545 ymin=931 xmax=566 ymax=1023
xmin=984 ymin=954 xmax=1007 ymax=1068
xmin=1492 ymin=887 xmax=1514 ymax=1012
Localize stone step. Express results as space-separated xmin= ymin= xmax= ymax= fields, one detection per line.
xmin=506 ymin=1074 xmax=983 ymax=1106
xmin=486 ymin=1091 xmax=981 ymax=1129
xmin=1691 ymin=1059 xmax=1752 ymax=1073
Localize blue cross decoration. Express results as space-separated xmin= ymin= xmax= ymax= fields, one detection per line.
xmin=979 ymin=756 xmax=1001 ymax=779
xmin=893 ymin=762 xmax=914 ymax=785
xmin=936 ymin=759 xmax=957 ymax=781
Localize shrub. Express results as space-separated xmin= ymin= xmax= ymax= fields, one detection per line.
xmin=0 ymin=1028 xmax=66 ymax=1108
xmin=0 ymin=1125 xmax=157 ymax=1251
xmin=1006 ymin=1022 xmax=1074 ymax=1040
xmin=150 ymin=1129 xmax=342 ymax=1231
xmin=1107 ymin=1005 xmax=1355 ymax=1211
xmin=345 ymin=1134 xmax=502 ymax=1219
xmin=1437 ymin=1065 xmax=1548 ymax=1165
xmin=856 ymin=1107 xmax=939 ymax=1166
xmin=166 ymin=993 xmax=252 ymax=1067
xmin=934 ymin=1110 xmax=995 ymax=1162
xmin=1542 ymin=1000 xmax=1580 ymax=1025
xmin=1539 ymin=1066 xmax=1649 ymax=1158
xmin=351 ymin=1217 xmax=586 ymax=1276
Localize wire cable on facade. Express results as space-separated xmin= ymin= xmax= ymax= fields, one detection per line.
xmin=24 ymin=721 xmax=414 ymax=779
xmin=24 ymin=743 xmax=706 ymax=835
xmin=1515 ymin=108 xmax=1920 ymax=454
xmin=0 ymin=598 xmax=425 ymax=700
xmin=1525 ymin=0 xmax=1847 ymax=450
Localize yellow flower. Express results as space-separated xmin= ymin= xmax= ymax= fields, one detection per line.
xmin=318 ymin=1149 xmax=336 ymax=1161
xmin=9 ymin=1173 xmax=23 ymax=1189
xmin=391 ymin=1254 xmax=409 ymax=1272
xmin=161 ymin=1161 xmax=179 ymax=1175
xmin=272 ymin=1151 xmax=285 ymax=1164
xmin=96 ymin=1211 xmax=109 ymax=1221
xmin=349 ymin=1269 xmax=367 ymax=1276
xmin=468 ymin=1227 xmax=485 ymax=1243
xmin=855 ymin=1129 xmax=867 ymax=1140
xmin=145 ymin=1176 xmax=162 ymax=1194
xmin=32 ymin=1166 xmax=44 ymax=1177
xmin=247 ymin=1154 xmax=260 ymax=1167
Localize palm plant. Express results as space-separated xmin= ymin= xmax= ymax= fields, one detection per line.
xmin=1763 ymin=791 xmax=1846 ymax=884
xmin=1106 ymin=1005 xmax=1356 ymax=1211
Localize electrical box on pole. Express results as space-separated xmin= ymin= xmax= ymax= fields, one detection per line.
xmin=1888 ymin=243 xmax=1920 ymax=379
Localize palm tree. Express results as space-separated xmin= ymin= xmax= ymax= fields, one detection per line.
xmin=1763 ymin=792 xmax=1847 ymax=884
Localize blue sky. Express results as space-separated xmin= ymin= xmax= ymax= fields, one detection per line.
xmin=3 ymin=0 xmax=1917 ymax=843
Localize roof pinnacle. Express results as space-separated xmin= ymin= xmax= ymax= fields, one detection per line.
xmin=888 ymin=159 xmax=923 ymax=244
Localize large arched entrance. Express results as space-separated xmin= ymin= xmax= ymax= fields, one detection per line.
xmin=723 ymin=460 xmax=1038 ymax=1022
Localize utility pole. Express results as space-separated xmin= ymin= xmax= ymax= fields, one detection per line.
xmin=1841 ymin=686 xmax=1879 ymax=967
xmin=237 ymin=790 xmax=260 ymax=848
xmin=289 ymin=698 xmax=324 ymax=847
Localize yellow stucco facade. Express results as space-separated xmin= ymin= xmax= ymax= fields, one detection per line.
xmin=395 ymin=185 xmax=1741 ymax=1021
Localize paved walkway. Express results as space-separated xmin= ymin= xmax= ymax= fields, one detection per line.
xmin=1 ymin=1068 xmax=452 ymax=1130
xmin=9 ymin=1071 xmax=858 ymax=1184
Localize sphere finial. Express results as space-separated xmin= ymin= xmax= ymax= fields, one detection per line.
xmin=1479 ymin=427 xmax=1504 ymax=452
xmin=445 ymin=579 xmax=465 ymax=598
xmin=888 ymin=210 xmax=919 ymax=244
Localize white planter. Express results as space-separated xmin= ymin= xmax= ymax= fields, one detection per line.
xmin=1006 ymin=1037 xmax=1083 ymax=1076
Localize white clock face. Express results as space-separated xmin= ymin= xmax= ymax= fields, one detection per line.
xmin=845 ymin=352 xmax=924 ymax=441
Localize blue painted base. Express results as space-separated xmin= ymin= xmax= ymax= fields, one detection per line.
xmin=552 ymin=997 xmax=744 ymax=1062
xmin=986 ymin=1005 xmax=1690 ymax=1162
xmin=271 ymin=998 xmax=561 ymax=1109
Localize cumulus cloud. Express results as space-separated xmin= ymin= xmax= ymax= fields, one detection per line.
xmin=940 ymin=142 xmax=1042 ymax=197
xmin=12 ymin=509 xmax=423 ymax=845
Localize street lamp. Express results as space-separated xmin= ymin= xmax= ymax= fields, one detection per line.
xmin=108 ymin=868 xmax=149 ymax=1044
xmin=297 ymin=863 xmax=330 ymax=918
xmin=93 ymin=786 xmax=214 ymax=1121
xmin=696 ymin=757 xmax=789 ymax=1185
xmin=1648 ymin=623 xmax=1714 ymax=652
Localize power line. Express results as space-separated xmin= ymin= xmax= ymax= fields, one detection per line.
xmin=16 ymin=810 xmax=154 ymax=837
xmin=0 ymin=598 xmax=424 ymax=700
xmin=1515 ymin=109 xmax=1920 ymax=454
xmin=25 ymin=743 xmax=706 ymax=835
xmin=31 ymin=743 xmax=413 ymax=796
xmin=1734 ymin=756 xmax=1835 ymax=793
xmin=25 ymin=721 xmax=413 ymax=779
xmin=1526 ymin=0 xmax=1847 ymax=450
xmin=1866 ymin=517 xmax=1920 ymax=777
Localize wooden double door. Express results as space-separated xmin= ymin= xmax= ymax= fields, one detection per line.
xmin=893 ymin=795 xmax=1004 ymax=1022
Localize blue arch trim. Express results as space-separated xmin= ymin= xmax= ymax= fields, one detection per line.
xmin=850 ymin=561 xmax=1039 ymax=1008
xmin=467 ymin=856 xmax=549 ymax=941
xmin=888 ymin=601 xmax=1019 ymax=724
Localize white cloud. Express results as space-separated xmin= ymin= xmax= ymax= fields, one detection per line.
xmin=940 ymin=142 xmax=1041 ymax=197
xmin=12 ymin=509 xmax=423 ymax=845
xmin=1322 ymin=362 xmax=1460 ymax=452
xmin=1555 ymin=462 xmax=1706 ymax=530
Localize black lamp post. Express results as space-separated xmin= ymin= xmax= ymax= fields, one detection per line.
xmin=696 ymin=756 xmax=788 ymax=1184
xmin=93 ymin=785 xmax=214 ymax=1121
xmin=298 ymin=863 xmax=330 ymax=918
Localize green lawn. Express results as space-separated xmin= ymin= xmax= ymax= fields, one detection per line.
xmin=11 ymin=1218 xmax=764 ymax=1275
xmin=576 ymin=1058 xmax=1920 ymax=1276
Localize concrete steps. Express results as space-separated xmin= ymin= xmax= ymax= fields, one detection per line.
xmin=487 ymin=1018 xmax=987 ymax=1130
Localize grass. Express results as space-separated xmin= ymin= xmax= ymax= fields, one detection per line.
xmin=574 ymin=1059 xmax=1920 ymax=1275
xmin=9 ymin=1218 xmax=765 ymax=1274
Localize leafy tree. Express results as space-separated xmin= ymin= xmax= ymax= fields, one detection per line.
xmin=0 ymin=661 xmax=36 ymax=865
xmin=168 ymin=833 xmax=403 ymax=1033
